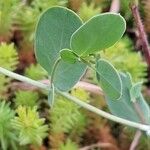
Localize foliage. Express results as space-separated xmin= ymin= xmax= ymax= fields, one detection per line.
xmin=105 ymin=72 xmax=150 ymax=123
xmin=78 ymin=1 xmax=101 ymax=22
xmin=0 ymin=101 xmax=17 ymax=150
xmin=0 ymin=43 xmax=18 ymax=71
xmin=96 ymin=59 xmax=122 ymax=100
xmin=14 ymin=0 xmax=67 ymax=42
xmin=0 ymin=43 xmax=18 ymax=98
xmin=0 ymin=0 xmax=20 ymax=36
xmin=120 ymin=0 xmax=132 ymax=20
xmin=14 ymin=90 xmax=39 ymax=107
xmin=12 ymin=106 xmax=48 ymax=146
xmin=35 ymin=7 xmax=86 ymax=91
xmin=101 ymin=37 xmax=147 ymax=82
xmin=70 ymin=13 xmax=126 ymax=56
xmin=25 ymin=64 xmax=47 ymax=80
xmin=0 ymin=76 xmax=10 ymax=99
xmin=143 ymin=0 xmax=150 ymax=33
xmin=0 ymin=2 xmax=150 ymax=150
xmin=35 ymin=7 xmax=125 ymax=93
xmin=49 ymin=88 xmax=89 ymax=149
xmin=50 ymin=94 xmax=87 ymax=134
xmin=71 ymin=88 xmax=90 ymax=102
xmin=59 ymin=139 xmax=78 ymax=150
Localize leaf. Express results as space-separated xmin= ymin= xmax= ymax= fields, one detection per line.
xmin=106 ymin=73 xmax=150 ymax=123
xmin=96 ymin=59 xmax=122 ymax=100
xmin=53 ymin=60 xmax=86 ymax=91
xmin=60 ymin=49 xmax=77 ymax=64
xmin=35 ymin=7 xmax=86 ymax=91
xmin=71 ymin=13 xmax=126 ymax=56
xmin=48 ymin=84 xmax=55 ymax=107
xmin=130 ymin=82 xmax=142 ymax=102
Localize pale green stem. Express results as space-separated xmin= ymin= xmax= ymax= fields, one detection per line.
xmin=50 ymin=57 xmax=61 ymax=86
xmin=0 ymin=67 xmax=50 ymax=90
xmin=0 ymin=67 xmax=150 ymax=133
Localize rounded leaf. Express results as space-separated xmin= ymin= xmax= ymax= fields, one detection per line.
xmin=53 ymin=60 xmax=86 ymax=91
xmin=71 ymin=13 xmax=126 ymax=56
xmin=106 ymin=73 xmax=150 ymax=123
xmin=35 ymin=6 xmax=82 ymax=74
xmin=96 ymin=59 xmax=122 ymax=100
xmin=35 ymin=7 xmax=87 ymax=91
xmin=60 ymin=49 xmax=77 ymax=64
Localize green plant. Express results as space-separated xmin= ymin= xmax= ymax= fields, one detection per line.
xmin=12 ymin=106 xmax=48 ymax=146
xmin=49 ymin=93 xmax=87 ymax=149
xmin=59 ymin=139 xmax=78 ymax=150
xmin=14 ymin=90 xmax=39 ymax=107
xmin=0 ymin=43 xmax=18 ymax=98
xmin=0 ymin=75 xmax=10 ymax=98
xmin=120 ymin=0 xmax=132 ymax=20
xmin=78 ymin=1 xmax=101 ymax=22
xmin=143 ymin=0 xmax=150 ymax=33
xmin=0 ymin=43 xmax=18 ymax=71
xmin=101 ymin=37 xmax=147 ymax=82
xmin=14 ymin=0 xmax=67 ymax=42
xmin=0 ymin=101 xmax=17 ymax=150
xmin=25 ymin=64 xmax=47 ymax=80
xmin=50 ymin=92 xmax=88 ymax=134
xmin=0 ymin=0 xmax=20 ymax=37
xmin=0 ymin=6 xmax=150 ymax=143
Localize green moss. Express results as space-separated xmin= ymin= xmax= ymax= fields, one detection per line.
xmin=25 ymin=64 xmax=47 ymax=80
xmin=14 ymin=90 xmax=39 ymax=107
xmin=0 ymin=101 xmax=17 ymax=150
xmin=12 ymin=106 xmax=48 ymax=146
xmin=101 ymin=37 xmax=147 ymax=82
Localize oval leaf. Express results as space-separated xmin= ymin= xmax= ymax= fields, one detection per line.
xmin=106 ymin=73 xmax=150 ymax=123
xmin=96 ymin=59 xmax=122 ymax=100
xmin=60 ymin=49 xmax=77 ymax=64
xmin=71 ymin=13 xmax=126 ymax=56
xmin=53 ymin=60 xmax=86 ymax=91
xmin=35 ymin=7 xmax=86 ymax=91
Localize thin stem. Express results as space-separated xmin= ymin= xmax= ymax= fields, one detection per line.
xmin=0 ymin=67 xmax=50 ymax=90
xmin=130 ymin=3 xmax=150 ymax=69
xmin=129 ymin=100 xmax=147 ymax=150
xmin=110 ymin=0 xmax=120 ymax=13
xmin=50 ymin=57 xmax=61 ymax=86
xmin=129 ymin=130 xmax=142 ymax=150
xmin=58 ymin=90 xmax=150 ymax=132
xmin=0 ymin=67 xmax=150 ymax=132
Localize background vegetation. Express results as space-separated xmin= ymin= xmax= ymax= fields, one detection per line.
xmin=0 ymin=0 xmax=150 ymax=149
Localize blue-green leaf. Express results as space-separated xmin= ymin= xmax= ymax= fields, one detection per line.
xmin=71 ymin=13 xmax=126 ymax=56
xmin=35 ymin=7 xmax=86 ymax=91
xmin=60 ymin=49 xmax=78 ymax=64
xmin=53 ymin=60 xmax=86 ymax=91
xmin=130 ymin=82 xmax=142 ymax=102
xmin=96 ymin=59 xmax=122 ymax=100
xmin=106 ymin=73 xmax=150 ymax=123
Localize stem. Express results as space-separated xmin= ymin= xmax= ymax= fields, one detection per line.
xmin=130 ymin=3 xmax=150 ymax=70
xmin=110 ymin=0 xmax=120 ymax=13
xmin=50 ymin=57 xmax=61 ymax=86
xmin=129 ymin=100 xmax=147 ymax=149
xmin=0 ymin=67 xmax=150 ymax=132
xmin=58 ymin=90 xmax=150 ymax=132
xmin=129 ymin=130 xmax=142 ymax=150
xmin=0 ymin=67 xmax=50 ymax=90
